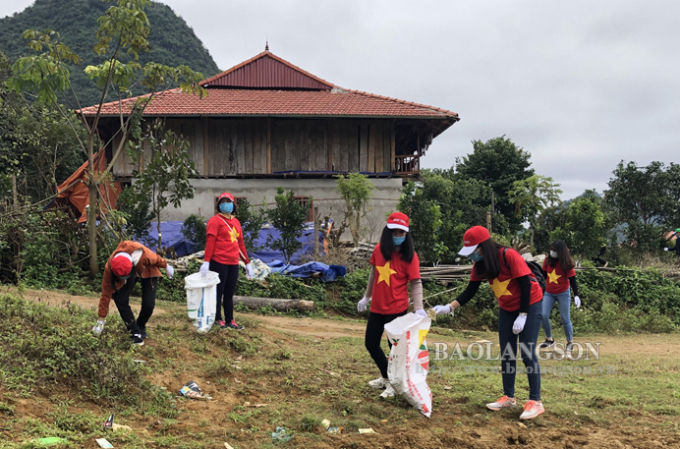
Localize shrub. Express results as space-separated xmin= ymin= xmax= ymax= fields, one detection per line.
xmin=181 ymin=214 xmax=207 ymax=251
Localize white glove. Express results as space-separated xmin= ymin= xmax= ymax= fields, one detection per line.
xmin=433 ymin=304 xmax=452 ymax=315
xmin=513 ymin=314 xmax=527 ymax=334
xmin=166 ymin=264 xmax=174 ymax=279
xmin=246 ymin=263 xmax=254 ymax=279
xmin=664 ymin=248 xmax=669 ymax=252
xmin=200 ymin=261 xmax=209 ymax=277
xmin=357 ymin=296 xmax=370 ymax=312
xmin=574 ymin=295 xmax=581 ymax=308
xmin=92 ymin=319 xmax=106 ymax=336
xmin=415 ymin=308 xmax=428 ymax=317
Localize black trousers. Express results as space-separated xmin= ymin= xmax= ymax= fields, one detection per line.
xmin=210 ymin=260 xmax=240 ymax=323
xmin=112 ymin=277 xmax=158 ymax=335
xmin=365 ymin=309 xmax=408 ymax=379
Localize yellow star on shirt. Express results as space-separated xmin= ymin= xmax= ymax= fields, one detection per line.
xmin=376 ymin=261 xmax=397 ymax=287
xmin=228 ymin=227 xmax=240 ymax=243
xmin=490 ymin=278 xmax=512 ymax=299
xmin=547 ymin=269 xmax=561 ymax=284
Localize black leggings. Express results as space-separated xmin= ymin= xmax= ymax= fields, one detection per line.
xmin=112 ymin=277 xmax=157 ymax=335
xmin=210 ymin=260 xmax=239 ymax=323
xmin=365 ymin=309 xmax=408 ymax=379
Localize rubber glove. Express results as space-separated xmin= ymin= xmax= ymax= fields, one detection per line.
xmin=166 ymin=264 xmax=174 ymax=279
xmin=92 ymin=319 xmax=106 ymax=336
xmin=200 ymin=261 xmax=209 ymax=277
xmin=357 ymin=296 xmax=370 ymax=312
xmin=574 ymin=295 xmax=581 ymax=308
xmin=512 ymin=314 xmax=527 ymax=334
xmin=433 ymin=304 xmax=452 ymax=315
xmin=246 ymin=263 xmax=254 ymax=279
xmin=415 ymin=308 xmax=428 ymax=317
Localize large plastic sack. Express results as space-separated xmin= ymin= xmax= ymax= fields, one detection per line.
xmin=184 ymin=271 xmax=220 ymax=333
xmin=384 ymin=313 xmax=433 ymax=417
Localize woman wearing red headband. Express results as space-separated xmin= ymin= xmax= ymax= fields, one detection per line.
xmin=93 ymin=241 xmax=173 ymax=345
xmin=433 ymin=226 xmax=545 ymax=420
xmin=200 ymin=192 xmax=253 ymax=330
xmin=358 ymin=212 xmax=426 ymax=399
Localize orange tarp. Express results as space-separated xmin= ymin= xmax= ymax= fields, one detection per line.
xmin=53 ymin=149 xmax=122 ymax=223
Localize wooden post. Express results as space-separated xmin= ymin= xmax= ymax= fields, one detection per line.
xmin=390 ymin=122 xmax=396 ymax=172
xmin=266 ymin=117 xmax=272 ymax=173
xmin=490 ymin=190 xmax=495 ymax=231
xmin=314 ymin=206 xmax=320 ymax=260
xmin=486 ymin=211 xmax=492 ymax=233
xmin=202 ymin=117 xmax=209 ymax=177
xmin=327 ymin=120 xmax=333 ymax=171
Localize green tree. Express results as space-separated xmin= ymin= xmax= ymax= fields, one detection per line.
xmin=7 ymin=0 xmax=204 ymax=276
xmin=335 ymin=173 xmax=374 ymax=247
xmin=128 ymin=119 xmax=198 ymax=251
xmin=550 ymin=191 xmax=609 ymax=258
xmin=456 ymin=136 xmax=534 ymax=233
xmin=508 ymin=175 xmax=562 ymax=248
xmin=398 ymin=181 xmax=448 ymax=265
xmin=267 ymin=188 xmax=309 ymax=264
xmin=235 ymin=197 xmax=267 ymax=254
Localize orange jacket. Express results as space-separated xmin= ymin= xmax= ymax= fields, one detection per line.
xmin=97 ymin=241 xmax=167 ymax=318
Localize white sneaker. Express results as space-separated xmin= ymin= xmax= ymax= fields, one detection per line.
xmin=368 ymin=377 xmax=387 ymax=389
xmin=380 ymin=384 xmax=396 ymax=399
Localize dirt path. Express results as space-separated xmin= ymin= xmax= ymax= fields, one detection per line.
xmin=7 ymin=287 xmax=680 ymax=352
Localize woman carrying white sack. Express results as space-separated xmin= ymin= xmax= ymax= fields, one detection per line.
xmin=357 ymin=211 xmax=426 ymax=398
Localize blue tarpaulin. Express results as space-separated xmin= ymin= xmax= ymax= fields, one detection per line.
xmin=136 ymin=221 xmax=326 ymax=263
xmin=268 ymin=260 xmax=346 ymax=283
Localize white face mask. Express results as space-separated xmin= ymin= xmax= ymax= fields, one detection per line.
xmin=550 ymin=251 xmax=558 ymax=259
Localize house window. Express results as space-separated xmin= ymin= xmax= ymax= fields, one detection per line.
xmin=214 ymin=196 xmax=247 ymax=215
xmin=295 ymin=196 xmax=314 ymax=222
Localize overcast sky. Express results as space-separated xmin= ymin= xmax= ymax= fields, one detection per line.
xmin=3 ymin=0 xmax=679 ymax=199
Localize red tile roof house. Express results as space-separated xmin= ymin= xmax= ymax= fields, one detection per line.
xmin=78 ymin=49 xmax=459 ymax=241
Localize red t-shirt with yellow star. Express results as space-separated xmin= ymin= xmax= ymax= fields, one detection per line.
xmin=542 ymin=259 xmax=576 ymax=294
xmin=470 ymin=248 xmax=543 ymax=312
xmin=369 ymin=244 xmax=420 ymax=315
xmin=205 ymin=214 xmax=249 ymax=265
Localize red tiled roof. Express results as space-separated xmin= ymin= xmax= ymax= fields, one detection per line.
xmin=78 ymin=50 xmax=458 ymax=119
xmin=78 ymin=87 xmax=458 ymax=118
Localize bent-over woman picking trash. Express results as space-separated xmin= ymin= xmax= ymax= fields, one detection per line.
xmin=433 ymin=226 xmax=545 ymax=420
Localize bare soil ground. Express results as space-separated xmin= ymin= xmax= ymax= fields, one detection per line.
xmin=2 ymin=288 xmax=679 ymax=449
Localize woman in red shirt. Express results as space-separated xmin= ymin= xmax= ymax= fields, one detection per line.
xmin=433 ymin=226 xmax=545 ymax=420
xmin=357 ymin=212 xmax=426 ymax=399
xmin=200 ymin=192 xmax=253 ymax=330
xmin=539 ymin=240 xmax=581 ymax=351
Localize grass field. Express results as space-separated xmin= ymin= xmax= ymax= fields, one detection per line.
xmin=0 ymin=288 xmax=679 ymax=448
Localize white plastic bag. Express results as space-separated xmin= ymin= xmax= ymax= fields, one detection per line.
xmin=184 ymin=271 xmax=220 ymax=333
xmin=384 ymin=313 xmax=433 ymax=417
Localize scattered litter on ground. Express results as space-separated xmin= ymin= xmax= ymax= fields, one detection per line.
xmin=358 ymin=428 xmax=376 ymax=434
xmin=321 ymin=419 xmax=331 ymax=430
xmin=34 ymin=437 xmax=67 ymax=446
xmin=111 ymin=423 xmax=132 ymax=432
xmin=271 ymin=426 xmax=294 ymax=443
xmin=95 ymin=438 xmax=114 ymax=448
xmin=224 ymin=443 xmax=234 ymax=449
xmin=443 ymin=386 xmax=452 ymax=390
xmin=381 ymin=419 xmax=388 ymax=423
xmin=327 ymin=427 xmax=343 ymax=435
xmin=133 ymin=359 xmax=146 ymax=364
xmin=474 ymin=339 xmax=492 ymax=344
xmin=320 ymin=369 xmax=340 ymax=377
xmin=103 ymin=414 xmax=114 ymax=429
xmin=243 ymin=402 xmax=267 ymax=408
xmin=179 ymin=380 xmax=212 ymax=400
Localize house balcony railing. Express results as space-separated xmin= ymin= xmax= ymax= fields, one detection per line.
xmin=394 ymin=154 xmax=420 ymax=175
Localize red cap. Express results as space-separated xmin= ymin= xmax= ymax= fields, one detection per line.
xmin=111 ymin=254 xmax=133 ymax=278
xmin=386 ymin=211 xmax=409 ymax=232
xmin=459 ymin=226 xmax=490 ymax=256
xmin=218 ymin=192 xmax=234 ymax=203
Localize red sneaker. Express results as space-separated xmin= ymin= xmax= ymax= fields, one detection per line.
xmin=218 ymin=320 xmax=227 ymax=329
xmin=486 ymin=395 xmax=517 ymax=411
xmin=226 ymin=320 xmax=244 ymax=330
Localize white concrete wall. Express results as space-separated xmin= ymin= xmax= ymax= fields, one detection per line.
xmin=158 ymin=178 xmax=403 ymax=243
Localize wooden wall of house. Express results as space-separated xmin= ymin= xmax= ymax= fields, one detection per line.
xmin=111 ymin=118 xmax=395 ymax=177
